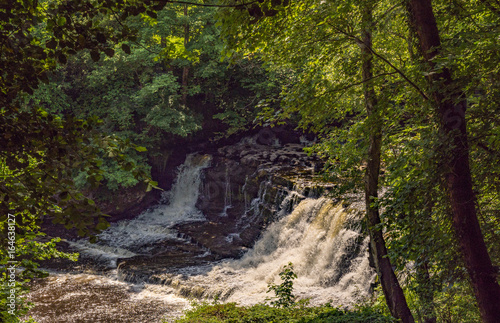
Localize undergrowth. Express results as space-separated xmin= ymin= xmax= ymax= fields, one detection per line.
xmin=173 ymin=302 xmax=395 ymax=323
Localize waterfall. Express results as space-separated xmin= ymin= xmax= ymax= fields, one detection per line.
xmin=69 ymin=154 xmax=211 ymax=264
xmin=226 ymin=197 xmax=374 ymax=306
xmin=29 ymin=153 xmax=375 ymax=323
xmin=155 ymin=195 xmax=374 ymax=307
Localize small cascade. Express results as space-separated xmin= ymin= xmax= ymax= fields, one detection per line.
xmin=237 ymin=177 xmax=272 ymax=230
xmin=220 ymin=167 xmax=232 ymax=217
xmin=70 ymin=154 xmax=212 ymax=264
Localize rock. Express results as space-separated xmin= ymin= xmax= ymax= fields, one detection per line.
xmin=46 ymin=127 xmax=333 ymax=285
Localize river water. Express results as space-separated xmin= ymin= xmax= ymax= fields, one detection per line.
xmin=25 ymin=154 xmax=375 ymax=322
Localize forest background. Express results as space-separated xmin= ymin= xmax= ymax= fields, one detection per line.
xmin=1 ymin=0 xmax=499 ymax=322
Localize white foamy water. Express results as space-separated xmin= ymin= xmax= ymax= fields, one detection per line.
xmin=165 ymin=198 xmax=375 ymax=307
xmin=29 ymin=154 xmax=375 ymax=322
xmin=70 ymin=154 xmax=211 ymax=262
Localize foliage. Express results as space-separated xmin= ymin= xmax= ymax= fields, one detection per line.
xmin=175 ymin=264 xmax=394 ymax=323
xmin=174 ymin=302 xmax=395 ymax=323
xmin=21 ymin=3 xmax=284 ymax=191
xmin=266 ymin=262 xmax=298 ymax=308
xmin=218 ymin=0 xmax=500 ymax=319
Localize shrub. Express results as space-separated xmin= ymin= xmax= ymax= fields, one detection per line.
xmin=267 ymin=262 xmax=298 ymax=308
xmin=173 ymin=303 xmax=395 ymax=323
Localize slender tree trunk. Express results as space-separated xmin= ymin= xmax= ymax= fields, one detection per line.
xmin=406 ymin=1 xmax=500 ymax=321
xmin=361 ymin=4 xmax=415 ymax=323
xmin=181 ymin=4 xmax=190 ymax=107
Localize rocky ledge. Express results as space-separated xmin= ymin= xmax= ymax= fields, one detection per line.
xmin=115 ymin=129 xmax=333 ymax=285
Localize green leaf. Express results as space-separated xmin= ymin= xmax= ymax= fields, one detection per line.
xmin=122 ymin=161 xmax=134 ymax=171
xmin=57 ymin=16 xmax=66 ymax=26
xmin=96 ymin=221 xmax=109 ymax=231
xmin=78 ymin=34 xmax=86 ymax=47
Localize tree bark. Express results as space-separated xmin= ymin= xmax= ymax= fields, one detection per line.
xmin=406 ymin=1 xmax=500 ymax=321
xmin=361 ymin=4 xmax=415 ymax=323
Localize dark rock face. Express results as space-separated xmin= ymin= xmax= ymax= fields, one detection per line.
xmin=97 ymin=126 xmax=315 ymax=221
xmin=174 ymin=128 xmax=323 ymax=259
xmin=113 ymin=128 xmax=326 ymax=281
xmin=47 ymin=127 xmax=327 ymax=282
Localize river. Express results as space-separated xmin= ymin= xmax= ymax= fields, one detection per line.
xmin=25 ymin=154 xmax=375 ymax=322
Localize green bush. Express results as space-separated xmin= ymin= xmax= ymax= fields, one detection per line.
xmin=266 ymin=262 xmax=298 ymax=308
xmin=173 ymin=303 xmax=395 ymax=323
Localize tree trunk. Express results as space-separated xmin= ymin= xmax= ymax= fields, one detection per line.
xmin=181 ymin=4 xmax=190 ymax=107
xmin=406 ymin=1 xmax=500 ymax=321
xmin=361 ymin=4 xmax=415 ymax=323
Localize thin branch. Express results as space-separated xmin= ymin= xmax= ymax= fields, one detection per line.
xmin=328 ymin=23 xmax=430 ymax=101
xmin=368 ymin=46 xmax=429 ymax=100
xmin=317 ymin=72 xmax=397 ymax=98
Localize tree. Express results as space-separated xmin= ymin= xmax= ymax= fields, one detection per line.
xmin=0 ymin=1 xmax=167 ymax=320
xmin=360 ymin=3 xmax=414 ymax=322
xmin=219 ymin=0 xmax=416 ymax=320
xmin=404 ymin=0 xmax=500 ymax=321
xmin=219 ymin=0 xmax=500 ymax=320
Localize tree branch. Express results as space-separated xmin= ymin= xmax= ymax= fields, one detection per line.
xmin=327 ymin=23 xmax=430 ymax=101
xmin=318 ymin=72 xmax=397 ymax=97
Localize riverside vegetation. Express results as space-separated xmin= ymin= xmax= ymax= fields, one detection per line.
xmin=173 ymin=263 xmax=395 ymax=323
xmin=1 ymin=0 xmax=500 ymax=322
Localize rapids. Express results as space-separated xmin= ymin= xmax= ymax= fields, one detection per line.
xmin=25 ymin=153 xmax=375 ymax=322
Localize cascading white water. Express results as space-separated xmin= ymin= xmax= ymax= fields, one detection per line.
xmin=220 ymin=167 xmax=232 ymax=217
xmin=70 ymin=154 xmax=212 ymax=264
xmin=28 ymin=154 xmax=375 ymax=322
xmin=168 ymin=196 xmax=375 ymax=307
xmin=230 ymin=197 xmax=374 ymax=306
